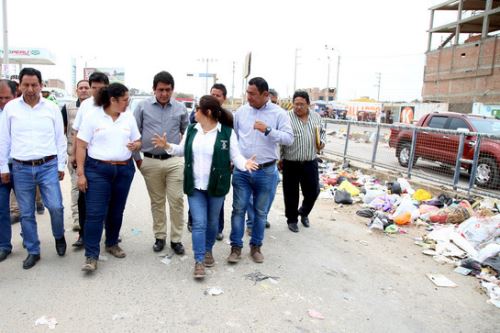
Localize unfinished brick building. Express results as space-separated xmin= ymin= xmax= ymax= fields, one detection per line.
xmin=422 ymin=0 xmax=500 ymax=112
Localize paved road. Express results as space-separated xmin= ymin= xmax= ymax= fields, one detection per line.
xmin=0 ymin=172 xmax=499 ymax=332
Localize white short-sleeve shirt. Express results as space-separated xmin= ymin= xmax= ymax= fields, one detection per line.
xmin=77 ymin=107 xmax=141 ymax=161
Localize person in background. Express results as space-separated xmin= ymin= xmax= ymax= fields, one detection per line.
xmin=228 ymin=77 xmax=293 ymax=264
xmin=281 ymin=90 xmax=325 ymax=232
xmin=134 ymin=71 xmax=188 ymax=256
xmin=76 ymin=83 xmax=141 ymax=272
xmin=0 ymin=79 xmax=18 ymax=262
xmin=61 ymin=80 xmax=91 ymax=234
xmin=156 ymin=95 xmax=258 ymax=279
xmin=0 ymin=68 xmax=67 ymax=270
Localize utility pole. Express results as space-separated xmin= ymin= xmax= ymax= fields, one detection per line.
xmin=325 ymin=45 xmax=334 ymax=102
xmin=198 ymin=58 xmax=216 ymax=94
xmin=293 ymin=48 xmax=300 ymax=93
xmin=375 ymin=72 xmax=382 ymax=101
xmin=231 ymin=61 xmax=235 ymax=109
xmin=2 ymin=0 xmax=9 ymax=79
xmin=335 ymin=54 xmax=341 ymax=100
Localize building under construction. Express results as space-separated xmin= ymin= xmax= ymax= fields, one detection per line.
xmin=422 ymin=0 xmax=500 ymax=112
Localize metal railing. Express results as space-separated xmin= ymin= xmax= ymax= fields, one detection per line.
xmin=322 ymin=119 xmax=500 ymax=199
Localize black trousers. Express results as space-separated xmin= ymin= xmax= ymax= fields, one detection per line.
xmin=282 ymin=159 xmax=320 ymax=223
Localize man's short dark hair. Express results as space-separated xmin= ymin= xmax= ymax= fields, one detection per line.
xmin=293 ymin=90 xmax=310 ymax=104
xmin=88 ymin=72 xmax=109 ymax=87
xmin=211 ymin=83 xmax=227 ymax=97
xmin=0 ymin=79 xmax=17 ymax=97
xmin=153 ymin=71 xmax=175 ymax=90
xmin=19 ymin=68 xmax=42 ymax=84
xmin=76 ymin=79 xmax=89 ymax=88
xmin=248 ymin=77 xmax=268 ymax=94
xmin=269 ymin=89 xmax=278 ymax=98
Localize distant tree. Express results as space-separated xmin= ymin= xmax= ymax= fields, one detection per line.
xmin=176 ymin=92 xmax=194 ymax=99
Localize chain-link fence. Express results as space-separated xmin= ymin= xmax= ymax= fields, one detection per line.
xmin=322 ymin=119 xmax=500 ymax=199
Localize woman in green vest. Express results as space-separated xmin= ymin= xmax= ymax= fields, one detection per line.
xmin=153 ymin=95 xmax=258 ymax=279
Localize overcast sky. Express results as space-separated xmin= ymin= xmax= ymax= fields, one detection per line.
xmin=2 ymin=0 xmax=451 ymax=101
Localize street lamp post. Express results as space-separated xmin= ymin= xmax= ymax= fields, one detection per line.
xmin=198 ymin=58 xmax=217 ymax=94
xmin=2 ymin=0 xmax=9 ymax=79
xmin=324 ymin=45 xmax=334 ymax=102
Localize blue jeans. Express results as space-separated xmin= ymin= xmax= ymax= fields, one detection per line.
xmin=230 ymin=165 xmax=277 ymax=248
xmin=245 ymin=168 xmax=280 ymax=229
xmin=12 ymin=158 xmax=64 ymax=255
xmin=188 ymin=189 xmax=225 ymax=262
xmin=0 ymin=173 xmax=12 ymax=252
xmin=84 ymin=157 xmax=135 ymax=259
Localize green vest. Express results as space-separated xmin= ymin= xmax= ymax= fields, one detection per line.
xmin=183 ymin=124 xmax=232 ymax=197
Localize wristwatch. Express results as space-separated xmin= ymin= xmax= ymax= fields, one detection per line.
xmin=264 ymin=126 xmax=272 ymax=136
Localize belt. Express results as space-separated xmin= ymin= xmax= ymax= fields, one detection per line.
xmin=95 ymin=158 xmax=130 ymax=166
xmin=14 ymin=155 xmax=56 ymax=166
xmin=144 ymin=152 xmax=171 ymax=160
xmin=257 ymin=160 xmax=276 ymax=170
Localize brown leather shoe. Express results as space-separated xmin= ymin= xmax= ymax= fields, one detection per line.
xmin=250 ymin=245 xmax=264 ymax=263
xmin=81 ymin=257 xmax=97 ymax=272
xmin=106 ymin=245 xmax=126 ymax=258
xmin=194 ymin=262 xmax=205 ymax=279
xmin=204 ymin=252 xmax=215 ymax=267
xmin=227 ymin=246 xmax=242 ymax=263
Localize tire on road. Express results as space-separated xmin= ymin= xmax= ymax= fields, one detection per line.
xmin=396 ymin=141 xmax=417 ymax=168
xmin=475 ymin=156 xmax=500 ymax=188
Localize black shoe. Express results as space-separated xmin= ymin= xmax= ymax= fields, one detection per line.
xmin=300 ymin=215 xmax=310 ymax=228
xmin=216 ymin=233 xmax=224 ymax=241
xmin=170 ymin=242 xmax=185 ymax=255
xmin=288 ymin=223 xmax=299 ymax=233
xmin=72 ymin=236 xmax=84 ymax=248
xmin=55 ymin=236 xmax=67 ymax=256
xmin=36 ymin=202 xmax=45 ymax=215
xmin=23 ymin=254 xmax=40 ymax=269
xmin=153 ymin=239 xmax=165 ymax=252
xmin=265 ymin=221 xmax=271 ymax=229
xmin=0 ymin=250 xmax=11 ymax=262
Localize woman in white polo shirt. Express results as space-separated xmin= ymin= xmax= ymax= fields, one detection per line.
xmin=154 ymin=95 xmax=258 ymax=279
xmin=75 ymin=83 xmax=141 ymax=272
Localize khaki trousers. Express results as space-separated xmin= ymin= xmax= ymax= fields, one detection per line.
xmin=140 ymin=156 xmax=184 ymax=242
xmin=67 ymin=164 xmax=79 ymax=225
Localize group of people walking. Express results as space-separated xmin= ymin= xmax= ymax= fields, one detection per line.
xmin=0 ymin=68 xmax=326 ymax=279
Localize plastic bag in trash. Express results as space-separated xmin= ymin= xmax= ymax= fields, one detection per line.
xmin=446 ymin=200 xmax=473 ymax=224
xmin=335 ymin=190 xmax=353 ymax=204
xmin=397 ymin=178 xmax=414 ymax=195
xmin=457 ymin=215 xmax=500 ymax=248
xmin=386 ymin=181 xmax=402 ymax=195
xmin=394 ymin=212 xmax=411 ymax=225
xmin=477 ymin=243 xmax=500 ymax=263
xmin=393 ymin=196 xmax=418 ymax=217
xmin=363 ymin=190 xmax=386 ymax=204
xmin=483 ymin=256 xmax=500 ymax=276
xmin=338 ymin=180 xmax=360 ymax=197
xmin=412 ymin=189 xmax=432 ymax=202
xmin=356 ymin=208 xmax=376 ymax=218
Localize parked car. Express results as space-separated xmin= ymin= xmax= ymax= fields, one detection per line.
xmin=388 ymin=112 xmax=500 ymax=188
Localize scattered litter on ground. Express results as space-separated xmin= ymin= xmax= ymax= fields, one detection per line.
xmin=244 ymin=271 xmax=280 ymax=285
xmin=426 ymin=273 xmax=457 ymax=287
xmin=204 ymin=287 xmax=224 ymax=296
xmin=319 ymin=159 xmax=499 ymax=307
xmin=131 ymin=228 xmax=142 ymax=236
xmin=34 ymin=316 xmax=57 ymax=329
xmin=160 ymin=256 xmax=171 ymax=265
xmin=112 ymin=312 xmax=128 ymax=320
xmin=307 ymin=309 xmax=325 ymax=320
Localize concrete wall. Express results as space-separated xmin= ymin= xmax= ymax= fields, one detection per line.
xmin=422 ymin=36 xmax=500 ymax=104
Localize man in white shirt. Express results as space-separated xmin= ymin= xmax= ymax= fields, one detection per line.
xmin=0 ymin=68 xmax=67 ymax=269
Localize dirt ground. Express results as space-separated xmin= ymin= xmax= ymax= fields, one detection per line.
xmin=0 ymin=174 xmax=499 ymax=333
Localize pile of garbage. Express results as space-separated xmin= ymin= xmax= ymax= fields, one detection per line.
xmin=318 ymin=163 xmax=500 ymax=308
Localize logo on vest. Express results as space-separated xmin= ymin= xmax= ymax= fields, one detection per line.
xmin=220 ymin=140 xmax=229 ymax=150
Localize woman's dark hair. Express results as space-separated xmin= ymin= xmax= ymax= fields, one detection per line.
xmin=198 ymin=95 xmax=233 ymax=128
xmin=293 ymin=90 xmax=310 ymax=104
xmin=95 ymin=83 xmax=128 ymax=109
